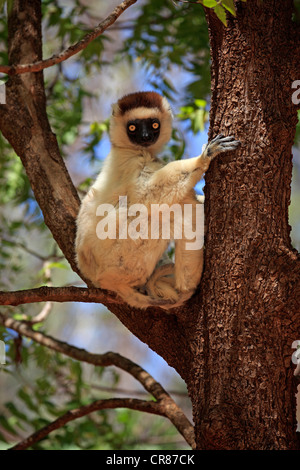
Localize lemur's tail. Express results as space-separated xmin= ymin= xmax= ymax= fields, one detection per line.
xmin=116 ymin=264 xmax=194 ymax=310
xmin=117 ymin=286 xmax=194 ymax=310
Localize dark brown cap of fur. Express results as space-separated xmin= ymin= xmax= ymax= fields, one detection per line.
xmin=117 ymin=91 xmax=163 ymax=115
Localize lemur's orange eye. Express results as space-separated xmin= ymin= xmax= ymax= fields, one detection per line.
xmin=152 ymin=122 xmax=160 ymax=130
xmin=128 ymin=124 xmax=136 ymax=132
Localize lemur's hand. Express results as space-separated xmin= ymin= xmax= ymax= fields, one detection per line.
xmin=204 ymin=134 xmax=240 ymax=159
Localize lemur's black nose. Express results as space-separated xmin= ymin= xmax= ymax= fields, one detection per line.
xmin=141 ymin=132 xmax=152 ymax=142
xmin=140 ymin=121 xmax=152 ymax=141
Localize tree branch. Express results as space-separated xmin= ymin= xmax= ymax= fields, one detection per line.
xmin=30 ymin=301 xmax=53 ymax=324
xmin=9 ymin=398 xmax=165 ymax=450
xmin=90 ymin=384 xmax=188 ymax=397
xmin=0 ymin=311 xmax=176 ymax=397
xmin=0 ymin=0 xmax=137 ymax=75
xmin=0 ymin=311 xmax=195 ymax=449
xmin=0 ymin=286 xmax=119 ymax=307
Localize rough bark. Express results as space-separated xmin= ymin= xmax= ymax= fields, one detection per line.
xmin=187 ymin=0 xmax=300 ymax=450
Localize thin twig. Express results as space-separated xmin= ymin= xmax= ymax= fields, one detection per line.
xmin=1 ymin=237 xmax=63 ymax=262
xmin=90 ymin=383 xmax=188 ymax=398
xmin=29 ymin=301 xmax=53 ymax=324
xmin=0 ymin=0 xmax=137 ymax=75
xmin=172 ymin=0 xmax=202 ymax=5
xmin=17 ymin=301 xmax=54 ymax=325
xmin=0 ymin=312 xmax=196 ymax=449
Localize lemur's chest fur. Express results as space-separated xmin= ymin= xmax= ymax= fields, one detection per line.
xmin=93 ymin=149 xmax=164 ymax=207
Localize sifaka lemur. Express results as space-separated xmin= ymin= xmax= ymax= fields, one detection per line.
xmin=75 ymin=91 xmax=240 ymax=309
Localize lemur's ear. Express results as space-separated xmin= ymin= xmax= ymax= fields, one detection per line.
xmin=111 ymin=102 xmax=121 ymax=117
xmin=161 ymin=96 xmax=173 ymax=118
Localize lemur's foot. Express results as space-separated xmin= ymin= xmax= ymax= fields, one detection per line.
xmin=205 ymin=134 xmax=240 ymax=159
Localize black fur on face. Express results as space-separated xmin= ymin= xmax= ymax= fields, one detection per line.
xmin=126 ymin=118 xmax=160 ymax=147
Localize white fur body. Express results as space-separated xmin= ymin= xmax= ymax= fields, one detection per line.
xmin=75 ymin=93 xmax=240 ymax=309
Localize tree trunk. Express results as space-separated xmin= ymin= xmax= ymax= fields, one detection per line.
xmin=187 ymin=0 xmax=300 ymax=450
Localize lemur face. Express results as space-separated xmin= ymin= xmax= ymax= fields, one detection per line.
xmin=126 ymin=118 xmax=160 ymax=147
xmin=109 ymin=91 xmax=173 ymax=153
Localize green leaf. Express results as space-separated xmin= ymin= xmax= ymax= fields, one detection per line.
xmin=13 ymin=313 xmax=25 ymax=321
xmin=0 ymin=415 xmax=18 ymax=436
xmin=45 ymin=261 xmax=68 ymax=270
xmin=194 ymin=109 xmax=206 ymax=132
xmin=222 ymin=0 xmax=236 ymax=15
xmin=5 ymin=402 xmax=28 ymax=423
xmin=202 ymin=0 xmax=217 ymax=6
xmin=214 ymin=4 xmax=227 ymax=26
xmin=18 ymin=388 xmax=37 ymax=412
xmin=195 ymin=99 xmax=207 ymax=108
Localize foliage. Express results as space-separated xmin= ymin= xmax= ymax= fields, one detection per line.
xmin=178 ymin=99 xmax=209 ymax=134
xmin=0 ymin=331 xmax=188 ymax=449
xmin=123 ymin=0 xmax=211 ymax=100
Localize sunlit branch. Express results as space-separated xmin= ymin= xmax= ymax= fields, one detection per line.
xmin=0 ymin=286 xmax=119 ymax=307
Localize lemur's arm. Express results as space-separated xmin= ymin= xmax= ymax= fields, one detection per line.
xmin=148 ymin=134 xmax=240 ymax=200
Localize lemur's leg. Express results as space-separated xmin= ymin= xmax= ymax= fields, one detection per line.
xmin=146 ymin=198 xmax=205 ymax=302
xmin=174 ymin=239 xmax=203 ymax=293
xmin=148 ymin=135 xmax=240 ymax=204
xmin=174 ymin=198 xmax=204 ymax=294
